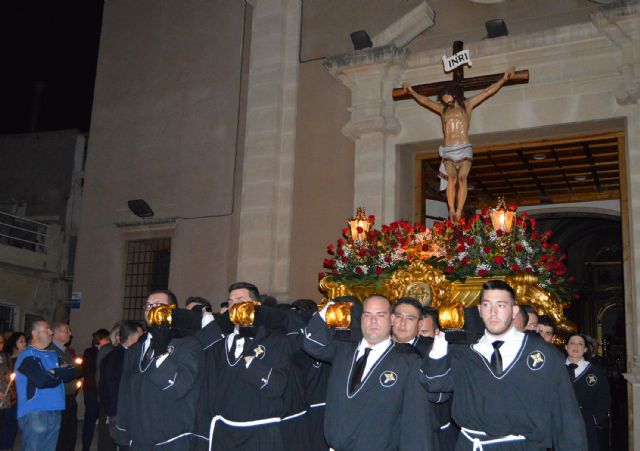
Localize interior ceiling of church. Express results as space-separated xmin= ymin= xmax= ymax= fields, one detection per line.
xmin=420 ymin=133 xmax=623 ymax=208
xmin=300 ymin=0 xmax=599 ymax=60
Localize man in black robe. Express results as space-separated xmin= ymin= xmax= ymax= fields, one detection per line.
xmin=193 ymin=282 xmax=308 ymax=451
xmin=419 ymin=280 xmax=587 ymax=450
xmin=392 ymin=297 xmax=457 ymax=451
xmin=302 ymin=294 xmax=433 ymax=451
xmin=112 ymin=290 xmax=202 ymax=450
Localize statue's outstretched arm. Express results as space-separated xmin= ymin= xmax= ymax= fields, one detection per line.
xmin=465 ymin=67 xmax=515 ymax=111
xmin=402 ymin=82 xmax=444 ymax=115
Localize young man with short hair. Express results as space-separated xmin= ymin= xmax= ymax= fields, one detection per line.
xmin=420 ymin=280 xmax=587 ymax=450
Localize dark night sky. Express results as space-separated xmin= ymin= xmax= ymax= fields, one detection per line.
xmin=0 ymin=1 xmax=104 ymax=134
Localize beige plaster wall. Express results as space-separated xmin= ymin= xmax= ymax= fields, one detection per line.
xmin=72 ymin=0 xmax=247 ymax=347
xmin=289 ymin=60 xmax=353 ymax=301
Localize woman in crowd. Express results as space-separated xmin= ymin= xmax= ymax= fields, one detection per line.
xmin=0 ymin=332 xmax=26 ymax=450
xmin=565 ymin=332 xmax=611 ymax=451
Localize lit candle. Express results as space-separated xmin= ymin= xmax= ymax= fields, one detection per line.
xmin=76 ymin=380 xmax=82 ymax=389
xmin=74 ymin=357 xmax=83 ymax=365
xmin=1 ymin=373 xmax=15 ymax=407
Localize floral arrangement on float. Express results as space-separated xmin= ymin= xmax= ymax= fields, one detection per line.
xmin=321 ymin=201 xmax=576 ymax=302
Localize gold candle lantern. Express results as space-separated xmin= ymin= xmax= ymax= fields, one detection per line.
xmin=439 ymin=304 xmax=465 ymax=330
xmin=325 ymin=302 xmax=353 ymax=329
xmin=348 ymin=207 xmax=373 ymax=242
xmin=489 ymin=197 xmax=516 ymax=234
xmin=229 ymin=301 xmax=260 ymax=327
xmin=146 ymin=304 xmax=176 ymax=326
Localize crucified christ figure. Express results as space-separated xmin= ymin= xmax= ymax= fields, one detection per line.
xmin=402 ymin=67 xmax=515 ymax=222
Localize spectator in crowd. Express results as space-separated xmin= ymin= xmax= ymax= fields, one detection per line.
xmin=0 ymin=332 xmax=26 ymax=449
xmin=2 ymin=329 xmax=14 ymax=342
xmin=16 ymin=320 xmax=76 ymax=451
xmin=96 ymin=323 xmax=120 ymax=451
xmin=99 ymin=321 xmax=142 ymax=451
xmin=49 ymin=322 xmax=82 ymax=451
xmin=81 ymin=328 xmax=110 ymax=451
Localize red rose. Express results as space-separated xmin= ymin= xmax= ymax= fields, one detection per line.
xmin=542 ymin=242 xmax=549 ymax=249
xmin=530 ymin=218 xmax=537 ymax=229
xmin=515 ymin=244 xmax=524 ymax=252
xmin=369 ymin=248 xmax=377 ymax=256
xmin=337 ymin=238 xmax=345 ymax=246
xmin=549 ymin=277 xmax=557 ymax=284
xmin=368 ymin=215 xmax=375 ymax=225
xmin=520 ymin=212 xmax=528 ymax=219
xmin=481 ymin=208 xmax=489 ymax=216
xmin=318 ymin=272 xmax=325 ymax=281
xmin=465 ymin=237 xmax=475 ymax=246
xmin=496 ymin=229 xmax=504 ymax=238
xmin=368 ymin=230 xmax=376 ymax=240
xmin=511 ymin=264 xmax=521 ymax=271
xmin=390 ymin=241 xmax=398 ymax=249
xmin=531 ymin=232 xmax=539 ymax=240
xmin=551 ymin=243 xmax=560 ymax=252
xmin=569 ymin=276 xmax=576 ymax=282
xmin=494 ymin=255 xmax=505 ymax=265
xmin=327 ymin=244 xmax=335 ymax=254
xmin=445 ymin=266 xmax=454 ymax=274
xmin=358 ymin=248 xmax=366 ymax=257
xmin=341 ymin=257 xmax=349 ymax=263
xmin=484 ymin=217 xmax=492 ymax=225
xmin=478 ymin=269 xmax=488 ymax=277
xmin=507 ymin=204 xmax=518 ymax=212
xmin=323 ymin=259 xmax=335 ymax=269
xmin=461 ymin=257 xmax=470 ymax=264
xmin=375 ymin=267 xmax=384 ymax=275
xmin=337 ymin=248 xmax=344 ymax=256
xmin=356 ymin=226 xmax=364 ymax=234
xmin=573 ymin=291 xmax=581 ymax=300
xmin=456 ymin=243 xmax=466 ymax=253
xmin=342 ymin=227 xmax=349 ymax=236
xmin=355 ymin=267 xmax=363 ymax=275
xmin=422 ymin=244 xmax=430 ymax=251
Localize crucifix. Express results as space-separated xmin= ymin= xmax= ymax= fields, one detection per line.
xmin=394 ymin=41 xmax=529 ymax=222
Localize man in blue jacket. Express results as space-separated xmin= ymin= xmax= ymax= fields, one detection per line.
xmin=16 ymin=320 xmax=76 ymax=451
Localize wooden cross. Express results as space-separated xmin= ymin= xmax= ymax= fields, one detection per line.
xmin=392 ymin=41 xmax=529 ymax=101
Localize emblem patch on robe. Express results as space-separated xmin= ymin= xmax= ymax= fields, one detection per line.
xmin=253 ymin=344 xmax=266 ymax=359
xmin=527 ymin=350 xmax=545 ymax=370
xmin=380 ymin=371 xmax=398 ymax=387
xmin=586 ymin=373 xmax=598 ymax=386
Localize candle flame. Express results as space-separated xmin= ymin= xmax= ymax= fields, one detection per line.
xmin=9 ymin=373 xmax=15 ymax=382
xmin=74 ymin=358 xmax=83 ymax=365
xmin=76 ymin=380 xmax=82 ymax=389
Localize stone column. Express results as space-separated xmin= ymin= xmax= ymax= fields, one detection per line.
xmin=237 ymin=0 xmax=300 ymax=298
xmin=324 ymin=45 xmax=407 ymax=224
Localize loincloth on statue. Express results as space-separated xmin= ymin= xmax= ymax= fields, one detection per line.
xmin=438 ymin=143 xmax=473 ymax=191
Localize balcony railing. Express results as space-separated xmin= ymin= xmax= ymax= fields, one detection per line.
xmin=0 ymin=211 xmax=49 ymax=253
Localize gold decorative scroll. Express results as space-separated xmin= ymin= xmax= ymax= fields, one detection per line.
xmin=229 ymin=301 xmax=260 ymax=326
xmin=146 ymin=304 xmax=176 ymax=326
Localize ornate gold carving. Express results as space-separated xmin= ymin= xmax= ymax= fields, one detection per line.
xmin=146 ymin=304 xmax=176 ymax=326
xmin=319 ymin=261 xmax=576 ymax=334
xmin=229 ymin=301 xmax=260 ymax=326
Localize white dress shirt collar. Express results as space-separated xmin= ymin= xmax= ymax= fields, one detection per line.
xmin=474 ymin=326 xmax=525 ymax=371
xmin=565 ymin=357 xmax=589 ymax=378
xmin=355 ymin=337 xmax=393 ymax=382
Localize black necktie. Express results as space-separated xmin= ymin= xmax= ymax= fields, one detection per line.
xmin=567 ymin=363 xmax=578 ymax=380
xmin=230 ymin=335 xmax=239 ymax=358
xmin=491 ymin=341 xmax=504 ymax=375
xmin=350 ymin=347 xmax=372 ymax=393
xmin=141 ymin=343 xmax=154 ymax=368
